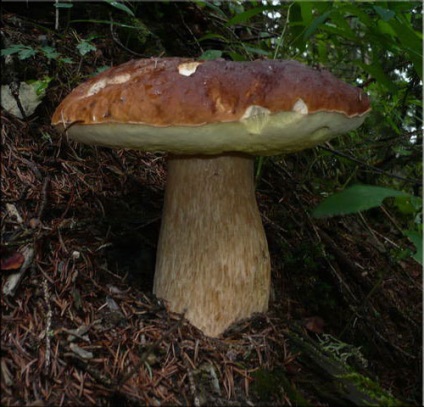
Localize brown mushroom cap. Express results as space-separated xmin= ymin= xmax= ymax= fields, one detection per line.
xmin=52 ymin=58 xmax=371 ymax=155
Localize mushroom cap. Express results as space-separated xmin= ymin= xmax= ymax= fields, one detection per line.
xmin=52 ymin=58 xmax=371 ymax=155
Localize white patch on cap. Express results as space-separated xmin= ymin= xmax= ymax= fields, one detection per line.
xmin=86 ymin=73 xmax=131 ymax=97
xmin=215 ymin=97 xmax=226 ymax=113
xmin=241 ymin=105 xmax=271 ymax=120
xmin=108 ymin=73 xmax=131 ymax=85
xmin=178 ymin=62 xmax=202 ymax=77
xmin=87 ymin=80 xmax=107 ymax=97
xmin=292 ymin=98 xmax=308 ymax=115
xmin=240 ymin=105 xmax=271 ymax=135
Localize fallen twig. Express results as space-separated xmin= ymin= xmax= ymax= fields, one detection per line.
xmin=3 ymin=245 xmax=34 ymax=296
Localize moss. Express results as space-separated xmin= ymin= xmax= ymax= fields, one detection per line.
xmin=337 ymin=372 xmax=403 ymax=406
xmin=251 ymin=368 xmax=309 ymax=405
xmin=286 ymin=327 xmax=405 ymax=406
xmin=251 ymin=369 xmax=282 ymax=401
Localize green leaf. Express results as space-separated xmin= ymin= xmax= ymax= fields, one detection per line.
xmin=201 ymin=1 xmax=229 ymax=19
xmin=312 ymin=185 xmax=410 ymax=218
xmin=387 ymin=16 xmax=423 ymax=79
xmin=391 ymin=146 xmax=412 ymax=157
xmin=330 ymin=11 xmax=358 ymax=39
xmin=319 ymin=24 xmax=359 ymax=42
xmin=1 ymin=47 xmax=22 ymax=56
xmin=300 ymin=1 xmax=313 ymax=27
xmin=97 ymin=65 xmax=110 ymax=73
xmin=89 ymin=65 xmax=110 ymax=77
xmin=18 ymin=48 xmax=37 ymax=60
xmin=394 ymin=195 xmax=422 ymax=215
xmin=226 ymin=6 xmax=269 ymax=26
xmin=376 ymin=20 xmax=396 ymax=37
xmin=340 ymin=3 xmax=372 ymax=27
xmin=77 ymin=41 xmax=97 ymax=56
xmin=356 ymin=61 xmax=397 ymax=92
xmin=242 ymin=45 xmax=272 ymax=57
xmin=226 ymin=52 xmax=247 ymax=61
xmin=303 ymin=9 xmax=333 ymax=40
xmin=199 ymin=50 xmax=222 ymax=60
xmin=28 ymin=76 xmax=53 ymax=97
xmin=103 ymin=0 xmax=134 ymax=17
xmin=198 ymin=33 xmax=229 ymax=43
xmin=289 ymin=3 xmax=307 ymax=51
xmin=228 ymin=1 xmax=245 ymax=16
xmin=53 ymin=2 xmax=73 ymax=8
xmin=41 ymin=46 xmax=60 ymax=60
xmin=59 ymin=57 xmax=73 ymax=64
xmin=1 ymin=44 xmax=34 ymax=57
xmin=403 ymin=230 xmax=423 ymax=265
xmin=373 ymin=5 xmax=395 ymax=22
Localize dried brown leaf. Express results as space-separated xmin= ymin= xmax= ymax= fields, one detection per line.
xmin=1 ymin=252 xmax=25 ymax=271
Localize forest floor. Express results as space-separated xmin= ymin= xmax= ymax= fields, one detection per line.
xmin=1 ymin=8 xmax=422 ymax=407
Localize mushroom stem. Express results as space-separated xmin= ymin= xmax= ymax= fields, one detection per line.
xmin=153 ymin=154 xmax=271 ymax=337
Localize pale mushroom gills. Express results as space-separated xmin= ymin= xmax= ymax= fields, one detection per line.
xmin=52 ymin=58 xmax=371 ymax=337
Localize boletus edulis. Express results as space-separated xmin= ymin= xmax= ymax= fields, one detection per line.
xmin=52 ymin=58 xmax=371 ymax=337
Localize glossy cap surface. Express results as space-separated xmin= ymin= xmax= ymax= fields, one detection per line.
xmin=52 ymin=58 xmax=371 ymax=155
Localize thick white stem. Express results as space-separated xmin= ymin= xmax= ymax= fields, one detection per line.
xmin=153 ymin=154 xmax=271 ymax=337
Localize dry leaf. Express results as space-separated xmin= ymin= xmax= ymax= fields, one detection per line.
xmin=1 ymin=252 xmax=25 ymax=271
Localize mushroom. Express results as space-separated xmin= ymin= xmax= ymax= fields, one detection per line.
xmin=52 ymin=58 xmax=371 ymax=337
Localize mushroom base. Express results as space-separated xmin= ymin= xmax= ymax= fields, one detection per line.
xmin=153 ymin=154 xmax=271 ymax=337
